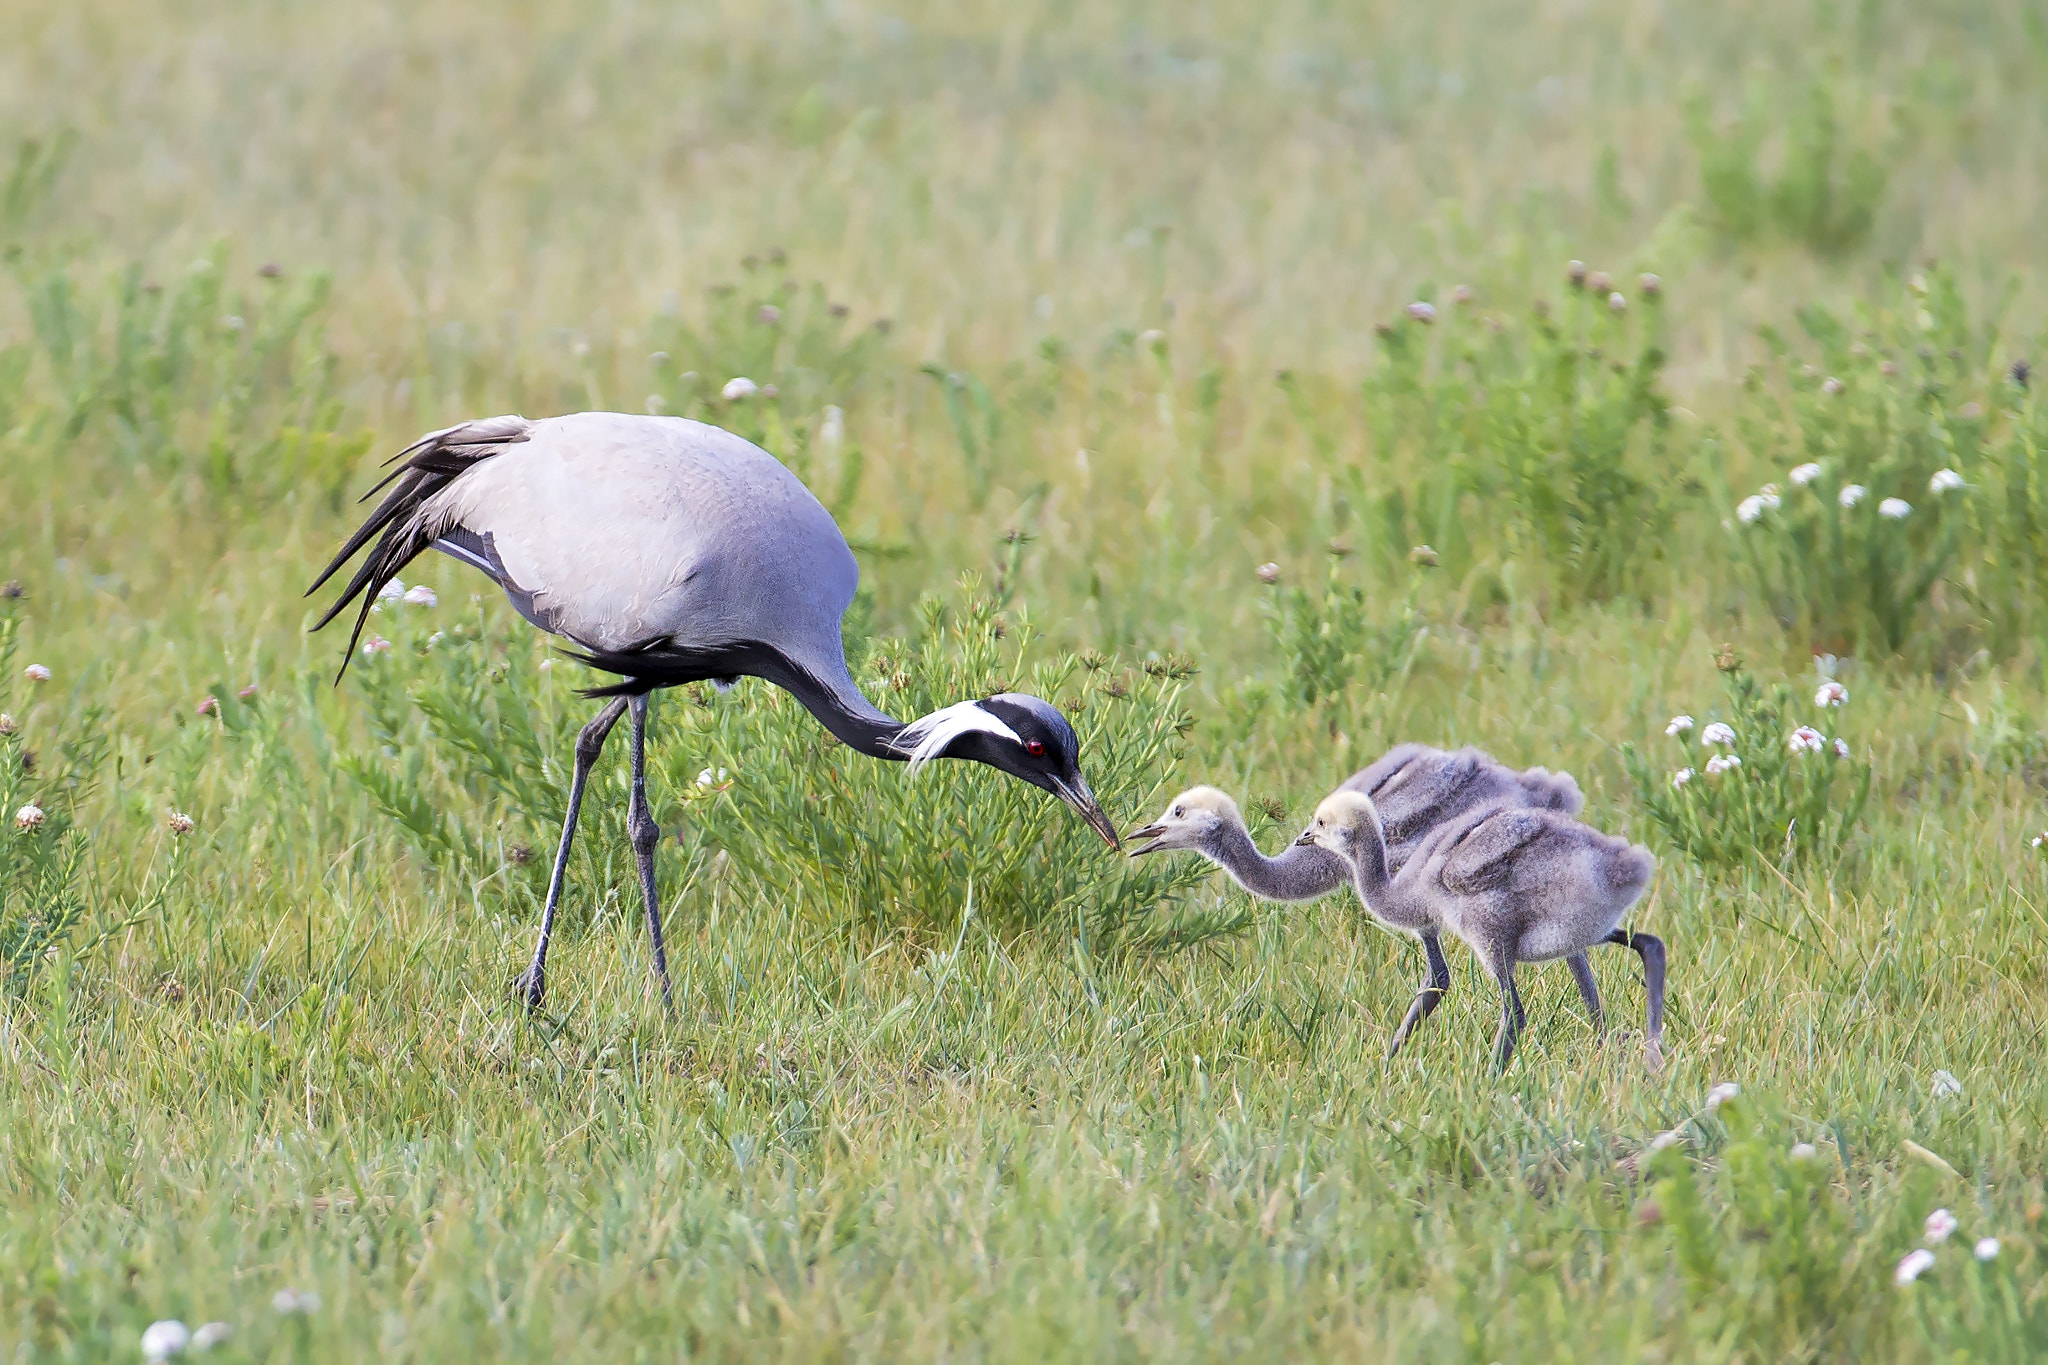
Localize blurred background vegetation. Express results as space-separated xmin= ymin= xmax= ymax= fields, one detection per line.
xmin=4 ymin=1 xmax=2048 ymax=1360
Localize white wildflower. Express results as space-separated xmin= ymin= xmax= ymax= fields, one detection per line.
xmin=1671 ymin=767 xmax=1695 ymax=789
xmin=1706 ymin=1081 xmax=1741 ymax=1109
xmin=190 ymin=1322 xmax=232 ymax=1351
xmin=1880 ymin=497 xmax=1912 ymax=519
xmin=1666 ymin=714 xmax=1694 ymax=736
xmin=15 ymin=803 xmax=45 ymax=830
xmin=1896 ymin=1247 xmax=1936 ymax=1286
xmin=1790 ymin=1142 xmax=1819 ymax=1161
xmin=1975 ymin=1237 xmax=2000 ymax=1262
xmin=1256 ymin=562 xmax=1281 ymax=583
xmin=167 ymin=810 xmax=195 ymax=835
xmin=819 ymin=405 xmax=845 ymax=451
xmin=426 ymin=631 xmax=443 ymax=647
xmin=1821 ymin=376 xmax=1843 ymax=395
xmin=1815 ymin=681 xmax=1847 ymax=708
xmin=377 ymin=579 xmax=406 ymax=600
xmin=1648 ymin=1130 xmax=1683 ymax=1152
xmin=0 ymin=713 xmax=13 ymax=734
xmin=696 ymin=767 xmax=729 ymax=788
xmin=1405 ymin=301 xmax=1437 ymax=323
xmin=1929 ymin=468 xmax=1965 ymax=494
xmin=1607 ymin=291 xmax=1628 ymax=313
xmin=1639 ymin=273 xmax=1662 ymax=297
xmin=222 ymin=315 xmax=246 ymax=333
xmin=1789 ymin=462 xmax=1823 ymax=487
xmin=1833 ymin=738 xmax=1851 ymax=759
xmin=645 ymin=394 xmax=665 ymax=414
xmin=1701 ymin=722 xmax=1736 ymax=747
xmin=272 ymin=1287 xmax=320 ymax=1314
xmin=1705 ymin=754 xmax=1742 ymax=776
xmin=1737 ymin=494 xmax=1768 ymax=524
xmin=141 ymin=1319 xmax=190 ymax=1359
xmin=361 ymin=635 xmax=391 ymax=656
xmin=1788 ymin=725 xmax=1826 ymax=754
xmin=1925 ymin=1208 xmax=1958 ymax=1244
xmin=403 ymin=585 xmax=438 ymax=607
xmin=1930 ymin=1069 xmax=1963 ymax=1100
xmin=1839 ymin=484 xmax=1868 ymax=508
xmin=1136 ymin=328 xmax=1165 ymax=347
xmin=25 ymin=663 xmax=50 ymax=681
xmin=721 ymin=376 xmax=758 ymax=401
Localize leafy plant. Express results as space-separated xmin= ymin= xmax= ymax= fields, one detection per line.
xmin=1641 ymin=1090 xmax=1891 ymax=1356
xmin=666 ymin=583 xmax=1224 ymax=951
xmin=1259 ymin=551 xmax=1426 ymax=711
xmin=6 ymin=242 xmax=363 ymax=502
xmin=1724 ymin=266 xmax=2017 ymax=659
xmin=1355 ymin=282 xmax=1675 ymax=607
xmin=644 ymin=251 xmax=881 ymax=515
xmin=1686 ymin=67 xmax=1888 ymax=256
xmin=1622 ymin=654 xmax=1871 ymax=871
xmin=0 ymin=599 xmax=180 ymax=991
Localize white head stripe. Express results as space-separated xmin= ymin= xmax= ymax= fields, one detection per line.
xmin=893 ymin=700 xmax=1021 ymax=768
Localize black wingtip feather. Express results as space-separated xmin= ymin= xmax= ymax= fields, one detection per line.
xmin=308 ymin=416 xmax=532 ymax=679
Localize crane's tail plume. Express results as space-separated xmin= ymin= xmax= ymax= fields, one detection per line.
xmin=307 ymin=415 xmax=532 ymax=679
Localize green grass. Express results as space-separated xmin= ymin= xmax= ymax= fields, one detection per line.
xmin=5 ymin=1 xmax=2048 ymax=1359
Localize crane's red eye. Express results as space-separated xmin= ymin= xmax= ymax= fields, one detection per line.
xmin=1024 ymin=740 xmax=1046 ymax=757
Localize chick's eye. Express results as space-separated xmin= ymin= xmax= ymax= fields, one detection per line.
xmin=1024 ymin=740 xmax=1046 ymax=757
xmin=1172 ymin=806 xmax=1184 ymax=818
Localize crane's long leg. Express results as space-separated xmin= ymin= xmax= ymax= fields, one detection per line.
xmin=1567 ymin=951 xmax=1604 ymax=1037
xmin=626 ymin=693 xmax=675 ymax=1011
xmin=518 ymin=696 xmax=628 ymax=1012
xmin=1488 ymin=944 xmax=1525 ymax=1074
xmin=1604 ymin=928 xmax=1667 ymax=1071
xmin=1386 ymin=932 xmax=1453 ymax=1059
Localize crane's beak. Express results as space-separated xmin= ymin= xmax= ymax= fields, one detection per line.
xmin=1053 ymin=776 xmax=1121 ymax=850
xmin=1125 ymin=822 xmax=1167 ymax=857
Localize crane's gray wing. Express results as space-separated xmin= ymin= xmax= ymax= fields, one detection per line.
xmin=1436 ymin=808 xmax=1553 ymax=896
xmin=1517 ymin=765 xmax=1584 ymax=814
xmin=424 ymin=414 xmax=859 ymax=660
xmin=1341 ymin=743 xmax=1440 ymax=798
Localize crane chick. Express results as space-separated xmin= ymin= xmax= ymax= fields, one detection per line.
xmin=1126 ymin=745 xmax=1596 ymax=1057
xmin=1299 ymin=791 xmax=1665 ymax=1072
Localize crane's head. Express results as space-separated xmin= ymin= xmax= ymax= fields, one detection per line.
xmin=1295 ymin=790 xmax=1382 ymax=854
xmin=1125 ymin=786 xmax=1244 ymax=857
xmin=896 ymin=693 xmax=1120 ymax=849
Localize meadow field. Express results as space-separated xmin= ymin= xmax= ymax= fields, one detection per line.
xmin=5 ymin=0 xmax=2048 ymax=1359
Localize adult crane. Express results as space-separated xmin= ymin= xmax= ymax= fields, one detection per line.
xmin=309 ymin=411 xmax=1119 ymax=1011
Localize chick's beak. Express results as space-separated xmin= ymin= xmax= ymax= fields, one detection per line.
xmin=1125 ymin=822 xmax=1167 ymax=857
xmin=1055 ymin=776 xmax=1121 ymax=850
xmin=1294 ymin=826 xmax=1320 ymax=848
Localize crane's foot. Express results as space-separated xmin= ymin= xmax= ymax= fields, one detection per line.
xmin=514 ymin=964 xmax=547 ymax=1014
